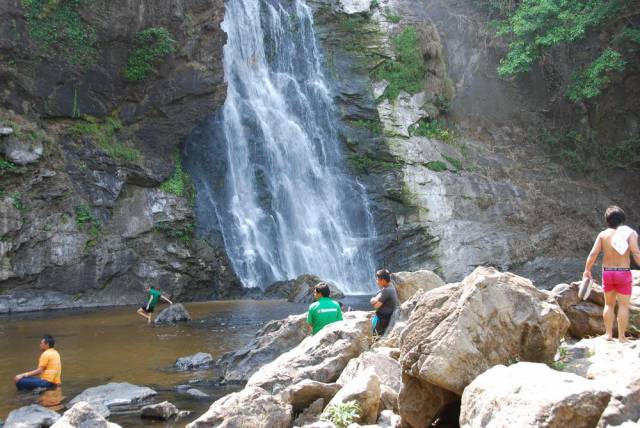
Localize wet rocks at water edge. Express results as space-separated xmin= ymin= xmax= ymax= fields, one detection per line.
xmin=4 ymin=404 xmax=60 ymax=428
xmin=264 ymin=274 xmax=344 ymax=304
xmin=140 ymin=401 xmax=179 ymax=420
xmin=175 ymin=352 xmax=213 ymax=371
xmin=69 ymin=382 xmax=156 ymax=412
xmin=50 ymin=402 xmax=121 ymax=428
xmin=218 ymin=313 xmax=308 ymax=382
xmin=154 ymin=303 xmax=192 ymax=325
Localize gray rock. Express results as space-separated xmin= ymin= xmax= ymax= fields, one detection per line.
xmin=219 ymin=314 xmax=308 ymax=382
xmin=186 ymin=386 xmax=291 ymax=428
xmin=0 ymin=126 xmax=13 ymax=136
xmin=0 ymin=197 xmax=22 ymax=237
xmin=69 ymin=383 xmax=157 ymax=411
xmin=324 ymin=369 xmax=381 ymax=425
xmin=337 ymin=0 xmax=371 ymax=15
xmin=50 ymin=402 xmax=120 ymax=428
xmin=598 ymin=378 xmax=640 ymax=427
xmin=175 ymin=352 xmax=213 ymax=370
xmin=377 ymin=410 xmax=401 ymax=428
xmin=391 ymin=270 xmax=445 ymax=304
xmin=140 ymin=401 xmax=179 ymax=420
xmin=4 ymin=405 xmax=60 ymax=428
xmin=337 ymin=350 xmax=401 ymax=393
xmin=247 ymin=311 xmax=372 ymax=393
xmin=292 ymin=398 xmax=325 ymax=427
xmin=281 ymin=380 xmax=341 ymax=412
xmin=265 ymin=274 xmax=344 ymax=304
xmin=2 ymin=136 xmax=43 ymax=165
xmin=154 ymin=303 xmax=191 ymax=325
xmin=185 ymin=388 xmax=209 ymax=398
xmin=460 ymin=363 xmax=611 ymax=428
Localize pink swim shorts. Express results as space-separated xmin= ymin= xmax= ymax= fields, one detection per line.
xmin=602 ymin=268 xmax=632 ymax=296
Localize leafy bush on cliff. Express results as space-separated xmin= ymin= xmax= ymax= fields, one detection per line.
xmin=124 ymin=27 xmax=176 ymax=82
xmin=491 ymin=0 xmax=638 ymax=102
xmin=69 ymin=116 xmax=142 ymax=162
xmin=22 ymin=0 xmax=97 ymax=66
xmin=372 ymin=26 xmax=425 ymax=100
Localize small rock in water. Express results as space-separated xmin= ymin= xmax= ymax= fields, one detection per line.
xmin=69 ymin=382 xmax=157 ymax=411
xmin=4 ymin=404 xmax=60 ymax=428
xmin=140 ymin=401 xmax=179 ymax=420
xmin=154 ymin=303 xmax=191 ymax=325
xmin=185 ymin=388 xmax=209 ymax=398
xmin=175 ymin=352 xmax=213 ymax=370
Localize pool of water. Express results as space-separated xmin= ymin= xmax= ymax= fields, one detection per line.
xmin=0 ymin=297 xmax=371 ymax=426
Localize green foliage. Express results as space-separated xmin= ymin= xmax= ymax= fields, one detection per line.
xmin=495 ymin=0 xmax=621 ymax=77
xmin=604 ymin=137 xmax=640 ymax=167
xmin=69 ymin=116 xmax=142 ymax=162
xmin=372 ymin=26 xmax=425 ymax=100
xmin=0 ymin=159 xmax=17 ymax=170
xmin=8 ymin=192 xmax=25 ymax=211
xmin=74 ymin=202 xmax=103 ymax=248
xmin=350 ymin=154 xmax=402 ymax=174
xmin=434 ymin=94 xmax=450 ymax=114
xmin=160 ymin=154 xmax=195 ymax=203
xmin=442 ymin=154 xmax=463 ymax=171
xmin=124 ymin=27 xmax=176 ymax=82
xmin=384 ymin=9 xmax=402 ymax=23
xmin=74 ymin=203 xmax=94 ymax=225
xmin=323 ymin=401 xmax=361 ymax=428
xmin=154 ymin=222 xmax=194 ymax=245
xmin=21 ymin=0 xmax=97 ymax=66
xmin=348 ymin=119 xmax=383 ymax=135
xmin=409 ymin=119 xmax=454 ymax=142
xmin=567 ymin=49 xmax=626 ymax=101
xmin=424 ymin=160 xmax=448 ymax=172
xmin=370 ymin=0 xmax=379 ymax=9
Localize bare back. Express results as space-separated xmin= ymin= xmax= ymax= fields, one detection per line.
xmin=599 ymin=229 xmax=632 ymax=268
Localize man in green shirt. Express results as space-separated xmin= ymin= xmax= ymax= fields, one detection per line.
xmin=137 ymin=286 xmax=172 ymax=324
xmin=307 ymin=282 xmax=343 ymax=335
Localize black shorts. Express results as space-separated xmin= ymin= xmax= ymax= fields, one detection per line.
xmin=374 ymin=313 xmax=392 ymax=336
xmin=140 ymin=305 xmax=154 ymax=313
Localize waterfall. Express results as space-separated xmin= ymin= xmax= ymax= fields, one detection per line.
xmin=184 ymin=0 xmax=377 ymax=293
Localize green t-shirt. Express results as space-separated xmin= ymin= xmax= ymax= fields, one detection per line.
xmin=307 ymin=297 xmax=343 ymax=335
xmin=147 ymin=289 xmax=161 ymax=309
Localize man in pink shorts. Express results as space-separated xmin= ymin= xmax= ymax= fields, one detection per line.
xmin=584 ymin=206 xmax=640 ymax=342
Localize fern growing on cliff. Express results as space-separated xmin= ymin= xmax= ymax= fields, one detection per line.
xmin=124 ymin=27 xmax=176 ymax=82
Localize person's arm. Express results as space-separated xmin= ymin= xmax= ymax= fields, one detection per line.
xmin=145 ymin=294 xmax=153 ymax=310
xmin=14 ymin=357 xmax=46 ymax=383
xmin=371 ymin=290 xmax=386 ymax=309
xmin=584 ymin=233 xmax=603 ymax=279
xmin=630 ymin=231 xmax=640 ymax=266
xmin=161 ymin=294 xmax=173 ymax=304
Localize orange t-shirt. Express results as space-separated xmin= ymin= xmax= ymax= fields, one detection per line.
xmin=38 ymin=348 xmax=62 ymax=384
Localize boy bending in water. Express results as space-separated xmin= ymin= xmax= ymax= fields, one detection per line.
xmin=584 ymin=206 xmax=640 ymax=342
xmin=137 ymin=286 xmax=172 ymax=324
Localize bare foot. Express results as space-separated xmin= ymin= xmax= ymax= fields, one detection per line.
xmin=602 ymin=334 xmax=614 ymax=341
xmin=619 ymin=336 xmax=629 ymax=343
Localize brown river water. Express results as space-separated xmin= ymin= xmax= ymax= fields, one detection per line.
xmin=0 ymin=299 xmax=328 ymax=426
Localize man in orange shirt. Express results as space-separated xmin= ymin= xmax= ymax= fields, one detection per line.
xmin=13 ymin=335 xmax=62 ymax=390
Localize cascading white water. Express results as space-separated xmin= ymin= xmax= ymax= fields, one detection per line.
xmin=188 ymin=0 xmax=377 ymax=293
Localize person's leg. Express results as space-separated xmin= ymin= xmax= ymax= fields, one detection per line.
xmin=16 ymin=377 xmax=54 ymax=390
xmin=374 ymin=314 xmax=390 ymax=336
xmin=137 ymin=307 xmax=151 ymax=323
xmin=603 ymin=291 xmax=617 ymax=341
xmin=616 ymin=294 xmax=631 ymax=343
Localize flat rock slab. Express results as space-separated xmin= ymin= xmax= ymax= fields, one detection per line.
xmin=175 ymin=352 xmax=213 ymax=370
xmin=5 ymin=405 xmax=60 ymax=428
xmin=69 ymin=383 xmax=157 ymax=411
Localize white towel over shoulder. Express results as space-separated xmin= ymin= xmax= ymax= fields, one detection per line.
xmin=612 ymin=225 xmax=636 ymax=255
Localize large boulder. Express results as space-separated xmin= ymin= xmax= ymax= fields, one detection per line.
xmin=460 ymin=363 xmax=611 ymax=428
xmin=218 ymin=314 xmax=308 ymax=382
xmin=398 ymin=267 xmax=569 ymax=427
xmin=50 ymin=402 xmax=120 ymax=428
xmin=324 ymin=369 xmax=381 ymax=425
xmin=186 ymin=386 xmax=292 ymax=428
xmin=265 ymin=274 xmax=344 ymax=304
xmin=175 ymin=352 xmax=213 ymax=371
xmin=597 ymin=378 xmax=640 ymax=427
xmin=552 ymin=282 xmax=640 ymax=337
xmin=336 ymin=350 xmax=401 ymax=393
xmin=247 ymin=311 xmax=372 ymax=393
xmin=281 ymin=380 xmax=341 ymax=413
xmin=69 ymin=383 xmax=157 ymax=411
xmin=391 ymin=270 xmax=445 ymax=304
xmin=4 ymin=405 xmax=60 ymax=428
xmin=154 ymin=303 xmax=191 ymax=325
xmin=401 ymin=267 xmax=569 ymax=395
xmin=140 ymin=401 xmax=179 ymax=420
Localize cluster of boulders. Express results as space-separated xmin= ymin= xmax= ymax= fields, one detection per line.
xmin=188 ymin=266 xmax=640 ymax=428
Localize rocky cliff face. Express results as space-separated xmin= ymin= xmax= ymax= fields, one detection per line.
xmin=0 ymin=0 xmax=242 ymax=312
xmin=310 ymin=0 xmax=640 ymax=288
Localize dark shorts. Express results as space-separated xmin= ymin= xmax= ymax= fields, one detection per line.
xmin=139 ymin=305 xmax=155 ymax=313
xmin=374 ymin=313 xmax=392 ymax=336
xmin=16 ymin=377 xmax=56 ymax=391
